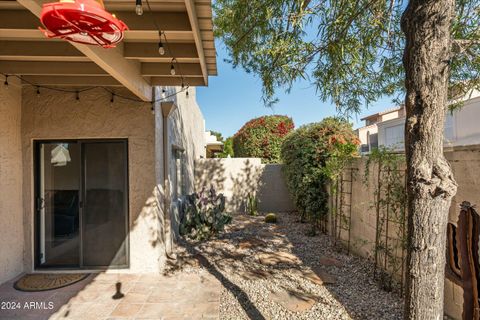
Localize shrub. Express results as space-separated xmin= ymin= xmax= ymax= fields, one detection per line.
xmin=281 ymin=117 xmax=359 ymax=231
xmin=265 ymin=213 xmax=277 ymax=223
xmin=233 ymin=115 xmax=294 ymax=163
xmin=217 ymin=136 xmax=234 ymax=158
xmin=179 ymin=187 xmax=232 ymax=240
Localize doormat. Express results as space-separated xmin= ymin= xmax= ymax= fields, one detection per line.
xmin=14 ymin=273 xmax=90 ymax=292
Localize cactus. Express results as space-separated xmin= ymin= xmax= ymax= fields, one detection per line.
xmin=265 ymin=213 xmax=277 ymax=223
xmin=246 ymin=193 xmax=258 ymax=216
xmin=180 ymin=186 xmax=232 ymax=240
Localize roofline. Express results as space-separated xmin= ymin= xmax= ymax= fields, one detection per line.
xmin=360 ymin=105 xmax=404 ymax=121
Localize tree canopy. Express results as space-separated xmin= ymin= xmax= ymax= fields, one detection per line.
xmin=214 ymin=0 xmax=479 ymax=111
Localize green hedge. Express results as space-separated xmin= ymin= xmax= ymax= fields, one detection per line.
xmin=281 ymin=117 xmax=359 ymax=228
xmin=233 ymin=115 xmax=294 ymax=163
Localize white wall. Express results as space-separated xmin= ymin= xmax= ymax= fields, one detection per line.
xmin=195 ymin=158 xmax=296 ymax=213
xmin=0 ymin=76 xmax=24 ymax=284
xmin=154 ymin=87 xmax=206 ymax=241
xmin=377 ymin=95 xmax=480 ymax=151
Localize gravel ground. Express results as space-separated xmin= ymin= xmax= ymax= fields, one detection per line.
xmin=168 ymin=212 xmax=404 ymax=320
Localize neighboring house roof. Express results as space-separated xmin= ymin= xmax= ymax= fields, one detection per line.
xmin=360 ymin=106 xmax=404 ymax=121
xmin=0 ymin=0 xmax=218 ymax=101
xmin=205 ymin=131 xmax=223 ymax=147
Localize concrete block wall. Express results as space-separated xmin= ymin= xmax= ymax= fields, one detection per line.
xmin=337 ymin=146 xmax=480 ymax=320
xmin=194 ymin=158 xmax=295 ymax=213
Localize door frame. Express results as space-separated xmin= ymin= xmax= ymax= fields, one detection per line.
xmin=33 ymin=139 xmax=130 ymax=270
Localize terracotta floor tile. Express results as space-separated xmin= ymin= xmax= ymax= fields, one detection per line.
xmin=110 ymin=302 xmax=143 ymax=317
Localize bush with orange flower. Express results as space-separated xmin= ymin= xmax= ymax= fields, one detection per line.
xmin=281 ymin=117 xmax=359 ymax=232
xmin=233 ymin=115 xmax=294 ymax=163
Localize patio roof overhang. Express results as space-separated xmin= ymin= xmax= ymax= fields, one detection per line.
xmin=0 ymin=0 xmax=217 ymax=101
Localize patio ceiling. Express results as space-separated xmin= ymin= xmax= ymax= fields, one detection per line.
xmin=0 ymin=0 xmax=217 ymax=101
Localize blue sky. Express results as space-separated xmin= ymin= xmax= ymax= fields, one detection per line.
xmin=196 ymin=41 xmax=397 ymax=138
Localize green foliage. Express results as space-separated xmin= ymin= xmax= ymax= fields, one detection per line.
xmin=281 ymin=117 xmax=359 ymax=228
xmin=179 ymin=187 xmax=232 ymax=241
xmin=364 ymin=146 xmax=407 ymax=291
xmin=210 ymin=130 xmax=224 ymax=142
xmin=233 ymin=115 xmax=294 ymax=163
xmin=214 ymin=0 xmax=480 ymax=111
xmin=246 ymin=193 xmax=258 ymax=216
xmin=265 ymin=213 xmax=277 ymax=223
xmin=217 ymin=136 xmax=235 ymax=158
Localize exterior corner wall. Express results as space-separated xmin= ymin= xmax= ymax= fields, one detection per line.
xmin=0 ymin=76 xmax=24 ymax=284
xmin=157 ymin=86 xmax=206 ymax=238
xmin=257 ymin=164 xmax=295 ymax=212
xmin=21 ymin=87 xmax=163 ymax=274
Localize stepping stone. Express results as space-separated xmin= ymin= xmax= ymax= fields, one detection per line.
xmin=319 ymin=256 xmax=342 ymax=267
xmin=269 ymin=289 xmax=317 ymax=312
xmin=238 ymin=237 xmax=266 ymax=250
xmin=239 ymin=268 xmax=271 ymax=280
xmin=310 ymin=267 xmax=336 ymax=284
xmin=256 ymin=252 xmax=301 ymax=266
xmin=290 ymin=268 xmax=336 ymax=285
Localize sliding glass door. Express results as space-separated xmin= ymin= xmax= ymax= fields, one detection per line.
xmin=35 ymin=140 xmax=128 ymax=269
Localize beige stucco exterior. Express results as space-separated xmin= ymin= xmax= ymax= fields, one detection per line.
xmin=0 ymin=83 xmax=206 ymax=283
xmin=0 ymin=76 xmax=24 ymax=284
xmin=195 ymin=158 xmax=295 ymax=213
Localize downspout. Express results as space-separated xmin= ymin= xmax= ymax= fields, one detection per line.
xmin=160 ymin=101 xmax=177 ymax=260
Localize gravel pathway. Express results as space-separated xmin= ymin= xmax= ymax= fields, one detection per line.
xmin=167 ymin=212 xmax=404 ymax=320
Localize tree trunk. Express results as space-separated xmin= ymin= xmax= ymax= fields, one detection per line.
xmin=401 ymin=1 xmax=458 ymax=319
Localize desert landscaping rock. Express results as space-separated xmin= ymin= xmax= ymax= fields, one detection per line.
xmin=256 ymin=251 xmax=301 ymax=266
xmin=169 ymin=212 xmax=403 ymax=319
xmin=269 ymin=289 xmax=317 ymax=312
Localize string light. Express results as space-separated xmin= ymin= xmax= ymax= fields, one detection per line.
xmin=158 ymin=32 xmax=165 ymax=56
xmin=135 ymin=0 xmax=143 ymax=15
xmin=0 ymin=73 xmax=188 ymax=105
xmin=36 ymin=86 xmax=41 ymax=96
xmin=110 ymin=92 xmax=115 ymax=104
xmin=170 ymin=59 xmax=176 ymax=76
xmin=186 ymin=89 xmax=189 ymax=98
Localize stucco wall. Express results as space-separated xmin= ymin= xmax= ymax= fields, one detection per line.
xmin=195 ymin=158 xmax=295 ymax=213
xmin=0 ymin=76 xmax=24 ymax=284
xmin=335 ymin=147 xmax=480 ymax=319
xmin=21 ymin=86 xmax=164 ymax=273
xmin=154 ymin=87 xmax=206 ymax=240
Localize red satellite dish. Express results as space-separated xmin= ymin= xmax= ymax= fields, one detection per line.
xmin=40 ymin=0 xmax=128 ymax=48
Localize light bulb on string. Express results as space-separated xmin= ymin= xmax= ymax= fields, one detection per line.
xmin=151 ymin=104 xmax=155 ymax=115
xmin=3 ymin=75 xmax=8 ymax=87
xmin=36 ymin=86 xmax=40 ymax=96
xmin=161 ymin=89 xmax=166 ymax=99
xmin=110 ymin=93 xmax=115 ymax=104
xmin=75 ymin=90 xmax=80 ymax=102
xmin=158 ymin=41 xmax=165 ymax=56
xmin=135 ymin=0 xmax=143 ymax=15
xmin=170 ymin=63 xmax=176 ymax=76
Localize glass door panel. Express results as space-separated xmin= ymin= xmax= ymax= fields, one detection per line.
xmin=82 ymin=142 xmax=128 ymax=267
xmin=38 ymin=142 xmax=81 ymax=267
xmin=36 ymin=140 xmax=128 ymax=269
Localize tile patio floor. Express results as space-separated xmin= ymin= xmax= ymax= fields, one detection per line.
xmin=0 ymin=271 xmax=221 ymax=320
